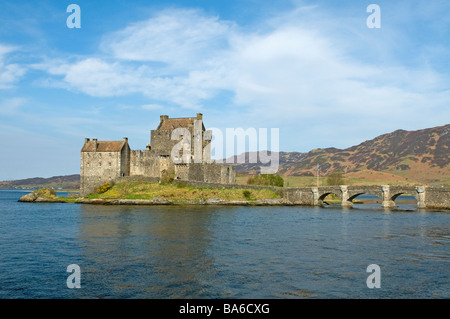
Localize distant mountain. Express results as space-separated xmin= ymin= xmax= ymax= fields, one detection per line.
xmin=0 ymin=174 xmax=80 ymax=190
xmin=225 ymin=151 xmax=307 ymax=174
xmin=229 ymin=124 xmax=450 ymax=185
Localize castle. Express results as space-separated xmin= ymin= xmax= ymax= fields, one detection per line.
xmin=80 ymin=113 xmax=236 ymax=196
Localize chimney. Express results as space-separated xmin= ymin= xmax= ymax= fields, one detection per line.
xmin=85 ymin=138 xmax=90 ymax=144
xmin=196 ymin=113 xmax=203 ymax=120
xmin=123 ymin=137 xmax=128 ymax=143
xmin=160 ymin=115 xmax=169 ymax=121
xmin=93 ymin=138 xmax=98 ymax=151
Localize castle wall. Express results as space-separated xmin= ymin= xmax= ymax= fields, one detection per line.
xmin=130 ymin=150 xmax=174 ymax=178
xmin=120 ymin=145 xmax=131 ymax=177
xmin=150 ymin=130 xmax=174 ymax=156
xmin=80 ymin=151 xmax=123 ymax=196
xmin=187 ymin=163 xmax=205 ymax=182
xmin=174 ymin=164 xmax=189 ymax=180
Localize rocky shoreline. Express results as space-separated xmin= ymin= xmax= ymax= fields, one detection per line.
xmin=21 ymin=196 xmax=297 ymax=206
xmin=18 ymin=189 xmax=296 ymax=206
xmin=76 ymin=197 xmax=296 ymax=206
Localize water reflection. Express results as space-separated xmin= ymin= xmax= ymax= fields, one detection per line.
xmin=78 ymin=205 xmax=238 ymax=298
xmin=73 ymin=203 xmax=450 ymax=298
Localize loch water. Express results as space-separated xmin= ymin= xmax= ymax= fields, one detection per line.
xmin=0 ymin=190 xmax=448 ymax=299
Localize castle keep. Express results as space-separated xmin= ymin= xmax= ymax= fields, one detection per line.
xmin=80 ymin=113 xmax=235 ymax=196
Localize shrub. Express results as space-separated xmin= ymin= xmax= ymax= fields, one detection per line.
xmin=246 ymin=174 xmax=284 ymax=187
xmin=242 ymin=190 xmax=252 ymax=199
xmin=94 ymin=182 xmax=113 ymax=194
xmin=36 ymin=188 xmax=56 ymax=198
xmin=326 ymin=172 xmax=345 ymax=186
xmin=161 ymin=168 xmax=175 ymax=184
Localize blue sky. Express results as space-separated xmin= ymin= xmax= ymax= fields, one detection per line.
xmin=0 ymin=0 xmax=449 ymax=180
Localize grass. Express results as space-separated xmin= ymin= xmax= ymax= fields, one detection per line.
xmin=238 ymin=172 xmax=431 ymax=187
xmin=84 ymin=181 xmax=281 ymax=203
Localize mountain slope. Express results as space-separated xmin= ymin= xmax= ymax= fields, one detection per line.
xmin=0 ymin=174 xmax=80 ymax=190
xmin=233 ymin=124 xmax=450 ymax=185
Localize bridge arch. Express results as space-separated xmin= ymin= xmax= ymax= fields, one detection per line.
xmin=303 ymin=185 xmax=438 ymax=209
xmin=348 ymin=192 xmax=382 ymax=202
xmin=389 ymin=192 xmax=419 ymax=209
xmin=319 ymin=192 xmax=342 ymax=205
xmin=347 ymin=192 xmax=383 ymax=207
xmin=319 ymin=192 xmax=341 ymax=201
xmin=390 ymin=192 xmax=419 ymax=202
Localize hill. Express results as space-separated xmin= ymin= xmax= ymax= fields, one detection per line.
xmin=231 ymin=124 xmax=450 ymax=186
xmin=0 ymin=174 xmax=80 ymax=190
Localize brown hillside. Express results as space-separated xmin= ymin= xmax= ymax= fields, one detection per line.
xmin=233 ymin=124 xmax=450 ymax=185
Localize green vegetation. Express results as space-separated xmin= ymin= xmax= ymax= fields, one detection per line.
xmin=239 ymin=172 xmax=428 ymax=188
xmin=321 ymin=193 xmax=341 ymax=204
xmin=85 ymin=181 xmax=281 ymax=203
xmin=161 ymin=169 xmax=175 ymax=184
xmin=242 ymin=190 xmax=252 ymax=200
xmin=246 ymin=174 xmax=284 ymax=187
xmin=94 ymin=182 xmax=114 ymax=194
xmin=19 ymin=187 xmax=79 ymax=203
xmin=326 ymin=172 xmax=345 ymax=186
xmin=36 ymin=187 xmax=56 ymax=197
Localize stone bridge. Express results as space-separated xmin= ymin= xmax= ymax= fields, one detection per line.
xmin=282 ymin=185 xmax=450 ymax=209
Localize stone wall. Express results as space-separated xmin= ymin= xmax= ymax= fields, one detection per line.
xmin=120 ymin=145 xmax=131 ymax=177
xmin=130 ymin=150 xmax=176 ymax=179
xmin=174 ymin=164 xmax=189 ymax=180
xmin=187 ymin=163 xmax=204 ymax=182
xmin=282 ymin=188 xmax=315 ymax=205
xmin=114 ymin=175 xmax=160 ymax=184
xmin=150 ymin=130 xmax=174 ymax=156
xmin=424 ymin=186 xmax=450 ymax=209
xmin=80 ymin=151 xmax=123 ymax=196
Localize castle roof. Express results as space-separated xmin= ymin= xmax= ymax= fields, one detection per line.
xmin=81 ymin=139 xmax=127 ymax=152
xmin=157 ymin=113 xmax=205 ymax=131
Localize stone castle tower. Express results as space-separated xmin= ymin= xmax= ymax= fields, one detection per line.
xmin=80 ymin=113 xmax=235 ymax=196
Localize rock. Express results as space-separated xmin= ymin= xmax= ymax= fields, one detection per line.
xmin=263 ymin=198 xmax=284 ymax=205
xmin=18 ymin=188 xmax=58 ymax=202
xmin=150 ymin=197 xmax=172 ymax=204
xmin=206 ymin=197 xmax=225 ymax=204
xmin=18 ymin=192 xmax=38 ymax=202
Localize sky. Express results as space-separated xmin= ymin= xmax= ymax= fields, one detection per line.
xmin=0 ymin=0 xmax=449 ymax=180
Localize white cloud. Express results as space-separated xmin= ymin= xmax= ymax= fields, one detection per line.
xmin=141 ymin=104 xmax=163 ymax=110
xmin=36 ymin=6 xmax=450 ymax=149
xmin=101 ymin=8 xmax=234 ymax=67
xmin=0 ymin=45 xmax=26 ymax=89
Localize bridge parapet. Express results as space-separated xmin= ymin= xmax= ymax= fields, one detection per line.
xmin=281 ymin=185 xmax=448 ymax=209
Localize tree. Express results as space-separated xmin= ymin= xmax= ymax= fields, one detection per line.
xmin=326 ymin=172 xmax=345 ymax=186
xmin=247 ymin=174 xmax=284 ymax=187
xmin=160 ymin=168 xmax=175 ymax=184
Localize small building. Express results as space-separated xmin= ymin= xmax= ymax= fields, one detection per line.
xmin=80 ymin=138 xmax=131 ymax=195
xmin=80 ymin=113 xmax=235 ymax=196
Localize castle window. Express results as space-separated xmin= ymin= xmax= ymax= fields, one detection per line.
xmin=87 ymin=153 xmax=90 ymax=158
xmin=109 ymin=153 xmax=112 ymax=157
xmin=109 ymin=162 xmax=111 ymax=167
xmin=99 ymin=153 xmax=102 ymax=159
xmin=99 ymin=162 xmax=101 ymax=167
xmin=87 ymin=163 xmax=90 ymax=167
